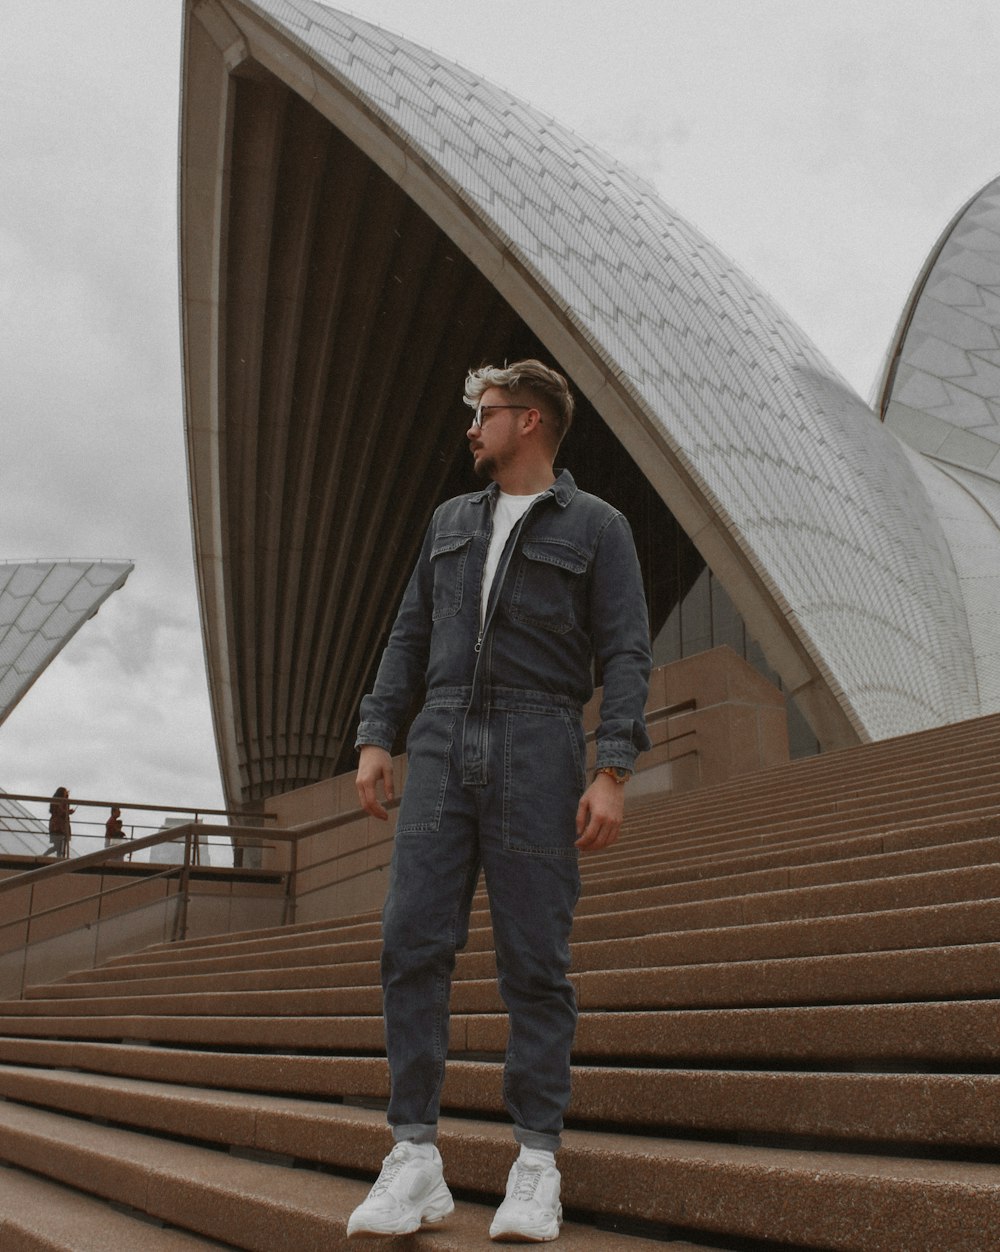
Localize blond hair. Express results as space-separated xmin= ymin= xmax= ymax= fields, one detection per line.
xmin=464 ymin=359 xmax=574 ymax=446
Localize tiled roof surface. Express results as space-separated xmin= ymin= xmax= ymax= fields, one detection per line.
xmin=229 ymin=0 xmax=990 ymax=738
xmin=0 ymin=561 xmax=133 ymax=728
xmin=883 ymin=177 xmax=1000 ymax=481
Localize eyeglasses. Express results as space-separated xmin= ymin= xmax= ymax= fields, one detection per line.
xmin=471 ymin=404 xmax=530 ymax=429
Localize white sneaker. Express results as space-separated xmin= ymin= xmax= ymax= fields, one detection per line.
xmin=347 ymin=1141 xmax=454 ymax=1238
xmin=489 ymin=1147 xmax=562 ymax=1242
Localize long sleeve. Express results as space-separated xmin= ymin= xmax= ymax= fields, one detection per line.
xmin=354 ymin=520 xmax=436 ymax=752
xmin=588 ymin=512 xmax=653 ymax=769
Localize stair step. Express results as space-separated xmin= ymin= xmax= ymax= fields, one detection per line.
xmin=35 ymin=897 xmax=1000 ymax=1000
xmin=612 ymin=785 xmax=1000 ymax=857
xmin=16 ymin=943 xmax=1000 ymax=1015
xmin=0 ymin=1100 xmax=677 ymax=1250
xmin=3 ymin=1053 xmax=1000 ymax=1151
xmin=2 ymin=1000 xmax=1000 ymax=1065
xmin=76 ymin=823 xmax=999 ymax=983
xmin=565 ymin=862 xmax=1000 ymax=943
xmin=56 ymin=876 xmax=1000 ymax=995
xmin=66 ymin=838 xmax=1000 ymax=985
xmin=594 ymin=810 xmax=1000 ymax=882
xmin=0 ymin=1163 xmax=234 ymax=1250
xmin=0 ymin=1088 xmax=996 ymax=1250
xmin=19 ymin=901 xmax=1000 ymax=1006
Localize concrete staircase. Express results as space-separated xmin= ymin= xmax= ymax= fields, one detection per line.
xmin=1 ymin=714 xmax=1000 ymax=1249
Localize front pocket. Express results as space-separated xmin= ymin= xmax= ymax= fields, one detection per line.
xmin=396 ymin=708 xmax=457 ymax=832
xmin=430 ymin=533 xmax=473 ymax=620
xmin=508 ymin=539 xmax=588 ymax=634
xmin=502 ymin=710 xmax=585 ymax=857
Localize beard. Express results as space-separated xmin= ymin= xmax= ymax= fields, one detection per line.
xmin=473 ymin=453 xmax=498 ymax=481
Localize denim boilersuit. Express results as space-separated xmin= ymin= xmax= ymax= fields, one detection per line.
xmin=356 ymin=469 xmax=652 ymax=1151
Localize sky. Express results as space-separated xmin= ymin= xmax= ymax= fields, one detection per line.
xmin=1 ymin=0 xmax=998 ymax=844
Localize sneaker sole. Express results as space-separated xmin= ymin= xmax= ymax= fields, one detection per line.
xmin=489 ymin=1218 xmax=561 ymax=1243
xmin=489 ymin=1232 xmax=560 ymax=1244
xmin=348 ymin=1192 xmax=455 ymax=1238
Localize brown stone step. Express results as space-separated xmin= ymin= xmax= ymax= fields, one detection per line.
xmin=346 ymin=1112 xmax=1000 ymax=1251
xmin=31 ymin=859 xmax=1000 ymax=1006
xmin=1 ymin=999 xmax=999 ymax=1065
xmin=0 ymin=1011 xmax=384 ymax=1049
xmin=101 ymin=913 xmax=383 ymax=967
xmin=598 ymin=810 xmax=1000 ymax=884
xmin=77 ymin=822 xmax=998 ymax=983
xmin=44 ymin=885 xmax=992 ymax=1003
xmin=616 ymin=790 xmax=1000 ymax=861
xmin=570 ymin=898 xmax=1000 ymax=971
xmin=17 ymin=942 xmax=1000 ymax=1018
xmin=620 ymin=763 xmax=1000 ymax=834
xmin=0 ymin=1163 xmax=236 ymax=1250
xmin=615 ymin=757 xmax=1000 ymax=842
xmin=3 ymin=985 xmax=384 ymax=1019
xmin=604 ymin=801 xmax=1000 ymax=882
xmin=77 ymin=833 xmax=1000 ymax=983
xmin=43 ymin=894 xmax=999 ymax=1000
xmin=3 ymin=1053 xmax=1000 ymax=1152
xmin=1 ymin=1089 xmax=997 ymax=1250
xmin=0 ymin=1101 xmax=676 ymax=1251
xmin=564 ymin=862 xmax=1000 ymax=946
xmin=627 ymin=713 xmax=1000 ymax=803
xmin=569 ymin=942 xmax=1000 ymax=1011
xmin=623 ymin=749 xmax=1000 ymax=825
xmin=557 ymin=999 xmax=1000 ymax=1065
xmin=60 ymin=935 xmax=383 ymax=985
xmin=578 ymin=826 xmax=1000 ymax=903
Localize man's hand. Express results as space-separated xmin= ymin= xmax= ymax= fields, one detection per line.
xmin=356 ymin=745 xmax=395 ymax=820
xmin=575 ymin=773 xmax=625 ymax=852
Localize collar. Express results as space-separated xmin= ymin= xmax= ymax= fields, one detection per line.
xmin=469 ymin=468 xmax=577 ymax=509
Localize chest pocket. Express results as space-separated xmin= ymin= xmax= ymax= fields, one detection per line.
xmin=508 ymin=538 xmax=589 ymax=634
xmin=430 ymin=533 xmax=473 ymax=620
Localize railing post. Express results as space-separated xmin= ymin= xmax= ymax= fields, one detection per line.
xmin=173 ymin=827 xmax=193 ymax=942
xmin=284 ymin=837 xmax=298 ymax=926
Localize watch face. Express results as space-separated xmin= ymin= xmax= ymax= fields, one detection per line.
xmin=600 ymin=767 xmax=630 ymax=782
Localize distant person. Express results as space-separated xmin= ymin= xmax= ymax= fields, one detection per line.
xmin=105 ymin=806 xmax=125 ymax=847
xmin=46 ymin=786 xmax=75 ymax=858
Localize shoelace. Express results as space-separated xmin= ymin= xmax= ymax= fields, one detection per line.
xmin=370 ymin=1151 xmax=408 ymax=1195
xmin=509 ymin=1162 xmax=543 ymax=1202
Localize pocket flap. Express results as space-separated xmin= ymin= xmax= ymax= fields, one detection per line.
xmin=431 ymin=533 xmax=473 ymax=560
xmin=521 ymin=539 xmax=588 ymax=575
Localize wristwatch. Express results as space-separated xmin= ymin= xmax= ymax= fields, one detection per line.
xmin=595 ymin=766 xmax=631 ymax=785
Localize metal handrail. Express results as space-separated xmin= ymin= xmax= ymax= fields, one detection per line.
xmin=0 ymin=817 xmax=293 ymax=971
xmin=0 ymin=796 xmax=397 ymax=958
xmin=4 ymin=792 xmax=273 ymax=819
xmin=0 ymin=820 xmax=263 ymax=895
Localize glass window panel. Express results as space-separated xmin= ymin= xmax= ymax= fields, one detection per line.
xmin=681 ymin=565 xmax=712 ymax=656
xmin=709 ymin=573 xmax=745 ymax=654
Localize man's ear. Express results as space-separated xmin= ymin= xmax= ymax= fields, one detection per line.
xmin=520 ymin=407 xmax=543 ymax=435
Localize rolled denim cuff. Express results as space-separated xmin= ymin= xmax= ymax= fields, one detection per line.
xmin=392 ymin=1122 xmax=438 ymax=1145
xmin=514 ymin=1124 xmax=561 ymax=1153
xmin=355 ymin=719 xmax=395 ymax=753
xmin=594 ymin=737 xmax=639 ymax=772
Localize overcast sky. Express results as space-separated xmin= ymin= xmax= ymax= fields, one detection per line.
xmin=2 ymin=0 xmax=998 ymax=842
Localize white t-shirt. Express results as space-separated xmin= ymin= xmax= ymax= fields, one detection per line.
xmin=480 ymin=491 xmax=541 ymax=630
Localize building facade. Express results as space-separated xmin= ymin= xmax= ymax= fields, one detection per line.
xmin=179 ymin=0 xmax=1000 ymax=812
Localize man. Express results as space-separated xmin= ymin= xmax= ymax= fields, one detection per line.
xmin=348 ymin=359 xmax=651 ymax=1242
